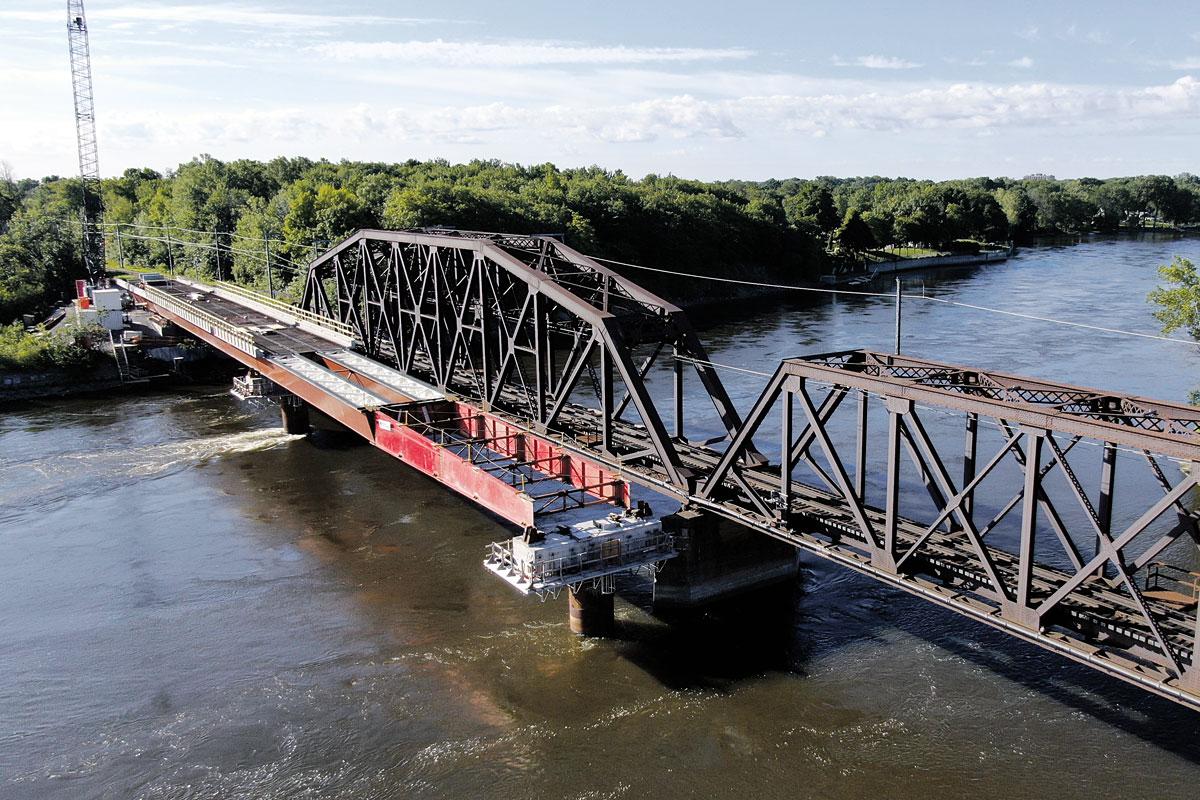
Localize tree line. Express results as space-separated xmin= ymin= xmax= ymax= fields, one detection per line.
xmin=3 ymin=155 xmax=1200 ymax=322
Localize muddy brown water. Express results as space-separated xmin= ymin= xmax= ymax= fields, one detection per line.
xmin=4 ymin=235 xmax=1200 ymax=799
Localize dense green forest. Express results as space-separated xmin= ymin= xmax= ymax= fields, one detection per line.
xmin=3 ymin=155 xmax=1200 ymax=322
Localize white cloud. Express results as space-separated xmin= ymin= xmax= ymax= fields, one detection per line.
xmin=1009 ymin=56 xmax=1035 ymax=68
xmin=832 ymin=54 xmax=921 ymax=70
xmin=1017 ymin=25 xmax=1040 ymax=41
xmin=0 ymin=4 xmax=463 ymax=28
xmin=97 ymin=76 xmax=1200 ymax=158
xmin=1171 ymin=57 xmax=1200 ymax=69
xmin=105 ymin=94 xmax=745 ymax=149
xmin=310 ymin=39 xmax=753 ymax=67
xmin=92 ymin=55 xmax=244 ymax=70
xmin=739 ymin=76 xmax=1200 ymax=134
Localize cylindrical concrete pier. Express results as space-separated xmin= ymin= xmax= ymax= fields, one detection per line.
xmin=568 ymin=586 xmax=615 ymax=636
xmin=280 ymin=397 xmax=311 ymax=435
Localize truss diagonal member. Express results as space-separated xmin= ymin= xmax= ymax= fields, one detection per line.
xmin=730 ymin=466 xmax=775 ymax=520
xmin=1127 ymin=451 xmax=1200 ymax=572
xmin=895 ymin=428 xmax=1023 ymax=572
xmin=486 ymin=289 xmax=535 ymax=409
xmin=788 ymin=386 xmax=848 ymax=467
xmin=795 ymin=380 xmax=880 ymax=549
xmin=975 ymin=436 xmax=1080 ymax=539
xmin=674 ymin=320 xmax=763 ymax=460
xmin=1044 ymin=431 xmax=1103 ymax=530
xmin=997 ymin=420 xmax=1085 ymax=571
xmin=698 ymin=366 xmax=787 ymax=500
xmin=544 ymin=332 xmax=599 ymax=428
xmin=1038 ymin=471 xmax=1200 ymax=618
xmin=901 ymin=410 xmax=1011 ymax=600
xmin=441 ymin=254 xmax=479 ymax=380
xmin=1145 ymin=450 xmax=1200 ymax=535
xmin=363 ymin=241 xmax=400 ymax=359
xmin=1117 ymin=568 xmax=1185 ymax=676
xmin=600 ymin=319 xmax=686 ymax=485
xmin=615 ymin=341 xmax=665 ymax=420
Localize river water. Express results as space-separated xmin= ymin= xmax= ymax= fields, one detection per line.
xmin=3 ymin=235 xmax=1200 ymax=799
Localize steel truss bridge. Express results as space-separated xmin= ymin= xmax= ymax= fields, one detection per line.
xmin=124 ymin=228 xmax=1200 ymax=711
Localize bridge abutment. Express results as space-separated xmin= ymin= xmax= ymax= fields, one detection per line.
xmin=280 ymin=395 xmax=311 ymax=435
xmin=653 ymin=508 xmax=799 ymax=612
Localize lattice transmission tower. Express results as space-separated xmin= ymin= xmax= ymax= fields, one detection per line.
xmin=66 ymin=0 xmax=105 ymax=281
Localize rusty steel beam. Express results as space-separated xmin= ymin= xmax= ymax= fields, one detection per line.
xmin=172 ymin=229 xmax=1200 ymax=712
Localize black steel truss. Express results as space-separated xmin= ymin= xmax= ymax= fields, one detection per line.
xmin=698 ymin=350 xmax=1200 ymax=705
xmin=300 ymin=231 xmax=1200 ymax=710
xmin=301 ymin=229 xmax=752 ymax=485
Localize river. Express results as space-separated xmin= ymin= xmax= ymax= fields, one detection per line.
xmin=3 ymin=234 xmax=1200 ymax=799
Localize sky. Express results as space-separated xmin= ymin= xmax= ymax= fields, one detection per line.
xmin=1 ymin=0 xmax=1199 ymax=182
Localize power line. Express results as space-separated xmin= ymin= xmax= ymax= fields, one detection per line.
xmin=588 ymin=254 xmax=897 ymax=299
xmin=915 ymin=296 xmax=1198 ymax=347
xmin=586 ymin=253 xmax=1199 ymax=349
xmin=85 ymin=219 xmax=1200 ymax=350
xmin=93 ymin=220 xmax=323 ymax=253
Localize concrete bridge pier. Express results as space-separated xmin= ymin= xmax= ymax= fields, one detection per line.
xmin=654 ymin=508 xmax=799 ymax=613
xmin=568 ymin=586 xmax=615 ymax=636
xmin=280 ymin=395 xmax=311 ymax=435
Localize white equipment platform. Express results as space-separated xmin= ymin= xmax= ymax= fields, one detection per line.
xmin=484 ymin=508 xmax=674 ymax=598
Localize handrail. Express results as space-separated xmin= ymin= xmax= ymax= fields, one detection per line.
xmin=131 ymin=282 xmax=262 ymax=358
xmin=487 ymin=533 xmax=673 ymax=586
xmin=206 ymin=279 xmax=355 ymax=338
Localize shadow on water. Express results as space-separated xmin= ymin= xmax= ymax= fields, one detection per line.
xmin=218 ymin=426 xmax=1200 ymax=762
xmin=608 ymin=579 xmax=803 ymax=692
xmin=779 ymin=559 xmax=1200 ymax=763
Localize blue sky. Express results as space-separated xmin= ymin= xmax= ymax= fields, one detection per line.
xmin=1 ymin=0 xmax=1199 ymax=181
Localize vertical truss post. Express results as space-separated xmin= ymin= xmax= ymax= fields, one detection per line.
xmin=673 ymin=344 xmax=684 ymax=440
xmin=893 ymin=278 xmax=902 ymax=354
xmin=855 ymin=388 xmax=868 ymax=500
xmin=477 ymin=259 xmax=491 ymax=408
xmin=600 ymin=345 xmax=613 ymax=453
xmin=1187 ymin=613 xmax=1200 ymax=692
xmin=780 ymin=389 xmax=793 ymax=519
xmin=880 ymin=397 xmax=909 ymax=570
xmin=1097 ymin=441 xmax=1117 ymax=576
xmin=534 ymin=293 xmax=547 ymax=424
xmin=1014 ymin=427 xmax=1045 ymax=623
xmin=962 ymin=412 xmax=978 ymax=529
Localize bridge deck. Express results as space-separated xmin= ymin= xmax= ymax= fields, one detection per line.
xmin=154 ymin=280 xmax=339 ymax=356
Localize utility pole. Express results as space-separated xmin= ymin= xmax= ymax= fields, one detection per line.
xmin=115 ymin=224 xmax=125 ymax=271
xmin=894 ymin=277 xmax=902 ymax=355
xmin=264 ymin=237 xmax=275 ymax=298
xmin=66 ymin=1 xmax=105 ymax=282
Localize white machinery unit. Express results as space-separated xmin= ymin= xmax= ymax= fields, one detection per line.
xmin=230 ymin=371 xmax=282 ymax=401
xmin=90 ymin=288 xmax=124 ymax=330
xmin=485 ymin=506 xmax=674 ymax=598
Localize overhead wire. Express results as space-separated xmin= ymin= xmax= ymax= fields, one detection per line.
xmin=84 ymin=219 xmax=1200 ymax=353
xmin=586 ymin=252 xmax=1199 ymax=348
xmin=84 ymin=216 xmax=1197 ymax=466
